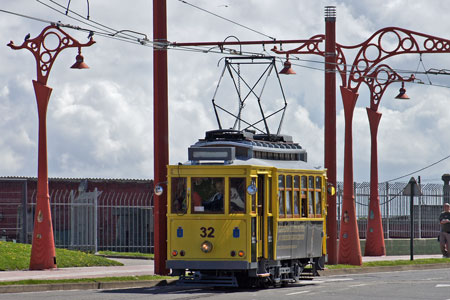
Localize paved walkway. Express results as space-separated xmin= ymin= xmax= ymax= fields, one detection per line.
xmin=361 ymin=254 xmax=443 ymax=262
xmin=0 ymin=258 xmax=154 ymax=282
xmin=0 ymin=255 xmax=446 ymax=283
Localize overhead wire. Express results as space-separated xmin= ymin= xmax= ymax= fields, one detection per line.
xmin=176 ymin=0 xmax=276 ymax=41
xmin=4 ymin=3 xmax=450 ymax=91
xmin=0 ymin=8 xmax=54 ymax=25
xmin=383 ymin=154 xmax=450 ymax=183
xmin=4 ymin=2 xmax=450 ymax=186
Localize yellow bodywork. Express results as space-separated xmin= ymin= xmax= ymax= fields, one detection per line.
xmin=166 ymin=164 xmax=328 ymax=268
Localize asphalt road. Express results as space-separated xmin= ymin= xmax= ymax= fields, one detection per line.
xmin=1 ymin=268 xmax=450 ymax=300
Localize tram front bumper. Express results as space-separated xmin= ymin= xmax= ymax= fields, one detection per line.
xmin=166 ymin=260 xmax=257 ymax=270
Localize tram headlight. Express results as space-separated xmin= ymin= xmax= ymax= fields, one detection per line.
xmin=200 ymin=241 xmax=213 ymax=253
xmin=238 ymin=250 xmax=245 ymax=257
xmin=172 ymin=250 xmax=178 ymax=256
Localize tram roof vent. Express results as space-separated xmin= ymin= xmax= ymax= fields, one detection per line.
xmin=204 ymin=129 xmax=253 ymax=142
xmin=253 ymin=134 xmax=293 ymax=143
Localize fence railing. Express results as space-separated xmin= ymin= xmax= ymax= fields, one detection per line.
xmin=337 ymin=181 xmax=444 ymax=239
xmin=1 ymin=179 xmax=446 ymax=253
xmin=0 ymin=179 xmax=154 ymax=253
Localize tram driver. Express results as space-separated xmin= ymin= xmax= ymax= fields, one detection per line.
xmin=203 ymin=179 xmax=224 ymax=212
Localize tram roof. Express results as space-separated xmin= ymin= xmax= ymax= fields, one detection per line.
xmin=180 ymin=157 xmax=323 ymax=172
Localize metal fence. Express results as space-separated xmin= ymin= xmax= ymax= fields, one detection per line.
xmin=337 ymin=181 xmax=444 ymax=239
xmin=1 ymin=178 xmax=446 ymax=254
xmin=0 ymin=180 xmax=154 ymax=253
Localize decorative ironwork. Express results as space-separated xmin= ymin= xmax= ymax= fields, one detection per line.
xmin=7 ymin=24 xmax=95 ymax=85
xmin=363 ymin=64 xmax=415 ymax=110
xmin=343 ymin=27 xmax=450 ymax=93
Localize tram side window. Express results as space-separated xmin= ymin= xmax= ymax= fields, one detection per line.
xmin=301 ymin=176 xmax=308 ymax=217
xmin=268 ymin=177 xmax=272 ymax=214
xmin=278 ymin=175 xmax=285 ymax=217
xmin=192 ymin=177 xmax=224 ymax=214
xmin=251 ymin=177 xmax=257 ymax=213
xmin=230 ymin=177 xmax=246 ymax=213
xmin=286 ymin=175 xmax=292 ymax=217
xmin=293 ymin=175 xmax=300 ymax=217
xmin=315 ymin=177 xmax=322 ymax=216
xmin=308 ymin=176 xmax=315 ymax=216
xmin=171 ymin=177 xmax=187 ymax=213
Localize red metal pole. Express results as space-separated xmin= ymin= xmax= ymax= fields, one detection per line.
xmin=365 ymin=108 xmax=386 ymax=256
xmin=29 ymin=80 xmax=57 ymax=270
xmin=338 ymin=86 xmax=362 ymax=265
xmin=324 ymin=6 xmax=337 ymax=265
xmin=153 ymin=0 xmax=169 ymax=275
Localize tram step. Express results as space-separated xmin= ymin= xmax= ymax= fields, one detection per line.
xmin=177 ymin=275 xmax=239 ymax=287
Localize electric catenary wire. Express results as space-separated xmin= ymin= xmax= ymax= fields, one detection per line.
xmin=384 ymin=154 xmax=450 ymax=183
xmin=176 ymin=0 xmax=276 ymax=41
xmin=4 ymin=5 xmax=450 ymax=91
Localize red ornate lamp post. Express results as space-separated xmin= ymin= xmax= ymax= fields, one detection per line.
xmin=275 ymin=26 xmax=450 ymax=265
xmin=337 ymin=28 xmax=450 ymax=263
xmin=8 ymin=24 xmax=94 ymax=270
xmin=362 ymin=65 xmax=414 ymax=256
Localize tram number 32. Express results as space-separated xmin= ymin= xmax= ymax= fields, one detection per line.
xmin=200 ymin=227 xmax=215 ymax=238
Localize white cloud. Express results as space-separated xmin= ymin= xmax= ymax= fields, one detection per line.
xmin=0 ymin=0 xmax=450 ymax=184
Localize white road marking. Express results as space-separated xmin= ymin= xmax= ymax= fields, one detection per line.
xmin=286 ymin=290 xmax=310 ymax=296
xmin=323 ymin=278 xmax=354 ymax=282
xmin=349 ymin=284 xmax=368 ymax=287
xmin=299 ymin=280 xmax=323 ymax=284
xmin=436 ymin=284 xmax=450 ymax=287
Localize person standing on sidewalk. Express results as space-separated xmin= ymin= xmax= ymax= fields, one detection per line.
xmin=439 ymin=203 xmax=450 ymax=257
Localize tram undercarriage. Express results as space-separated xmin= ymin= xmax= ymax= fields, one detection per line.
xmin=173 ymin=257 xmax=324 ymax=288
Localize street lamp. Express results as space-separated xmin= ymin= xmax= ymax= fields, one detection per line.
xmin=362 ymin=65 xmax=414 ymax=257
xmin=8 ymin=24 xmax=94 ymax=270
xmin=273 ymin=25 xmax=450 ymax=265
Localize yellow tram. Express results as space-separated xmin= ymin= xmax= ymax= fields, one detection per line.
xmin=165 ymin=129 xmax=329 ymax=287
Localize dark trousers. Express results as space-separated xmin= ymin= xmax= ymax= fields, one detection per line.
xmin=439 ymin=231 xmax=450 ymax=256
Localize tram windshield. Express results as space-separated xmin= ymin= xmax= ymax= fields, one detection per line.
xmin=192 ymin=177 xmax=224 ymax=213
xmin=229 ymin=177 xmax=246 ymax=213
xmin=171 ymin=177 xmax=187 ymax=213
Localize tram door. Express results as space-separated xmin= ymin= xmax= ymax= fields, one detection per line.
xmin=257 ymin=174 xmax=266 ymax=259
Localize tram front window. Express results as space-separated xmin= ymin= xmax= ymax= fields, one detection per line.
xmin=230 ymin=177 xmax=246 ymax=213
xmin=192 ymin=177 xmax=224 ymax=213
xmin=171 ymin=177 xmax=187 ymax=213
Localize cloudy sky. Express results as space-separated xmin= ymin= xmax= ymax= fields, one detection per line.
xmin=1 ymin=0 xmax=450 ymax=184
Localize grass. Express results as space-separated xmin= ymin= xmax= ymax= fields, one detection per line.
xmin=326 ymin=257 xmax=450 ymax=269
xmin=0 ymin=275 xmax=174 ymax=286
xmin=0 ymin=241 xmax=122 ymax=271
xmin=96 ymin=250 xmax=154 ymax=259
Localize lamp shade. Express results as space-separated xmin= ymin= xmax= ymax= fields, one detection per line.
xmin=71 ymin=54 xmax=89 ymax=69
xmin=279 ymin=59 xmax=296 ymax=75
xmin=395 ymin=82 xmax=409 ymax=100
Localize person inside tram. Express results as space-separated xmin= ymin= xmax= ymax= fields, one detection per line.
xmin=203 ymin=179 xmax=224 ymax=212
xmin=229 ymin=178 xmax=245 ymax=213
